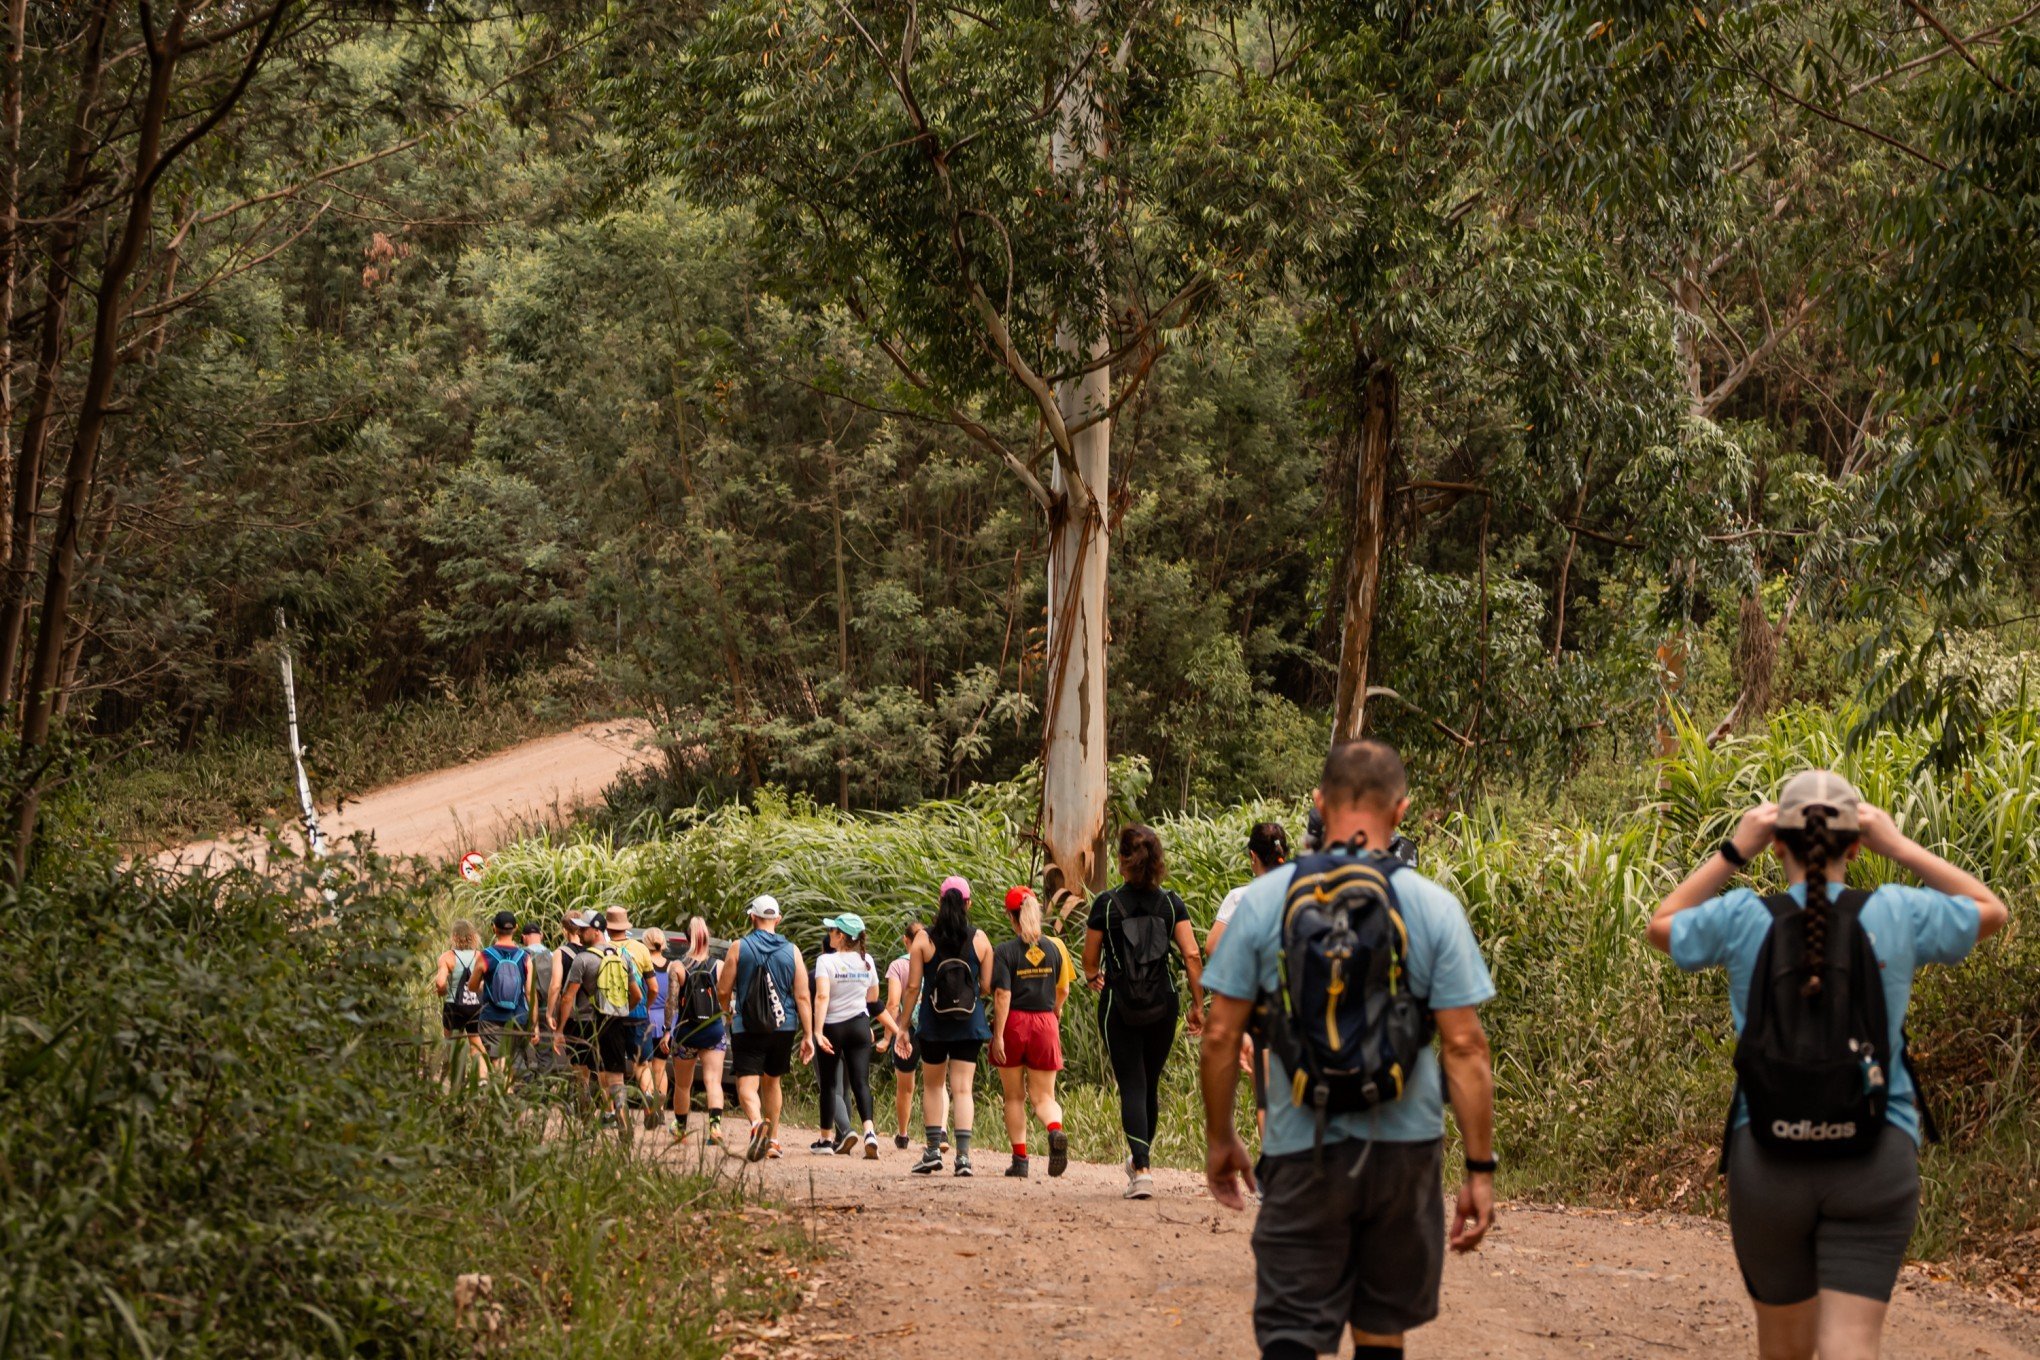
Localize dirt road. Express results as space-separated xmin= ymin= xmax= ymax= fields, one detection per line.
xmin=156 ymin=718 xmax=655 ymax=871
xmin=675 ymin=1122 xmax=2040 ymax=1360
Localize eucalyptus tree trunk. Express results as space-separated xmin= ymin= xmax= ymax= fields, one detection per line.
xmin=1331 ymin=350 xmax=1396 ymax=743
xmin=1041 ymin=0 xmax=1110 ymax=892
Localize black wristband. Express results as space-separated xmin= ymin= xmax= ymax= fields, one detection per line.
xmin=1717 ymin=839 xmax=1749 ymax=869
xmin=1464 ymin=1155 xmax=1497 ymax=1174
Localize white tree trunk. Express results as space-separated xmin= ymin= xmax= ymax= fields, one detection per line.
xmin=1042 ymin=0 xmax=1110 ymax=892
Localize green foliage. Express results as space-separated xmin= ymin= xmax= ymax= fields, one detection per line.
xmin=0 ymin=836 xmax=802 ymax=1358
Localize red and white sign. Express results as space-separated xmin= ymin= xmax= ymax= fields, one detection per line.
xmin=458 ymin=851 xmax=486 ymax=882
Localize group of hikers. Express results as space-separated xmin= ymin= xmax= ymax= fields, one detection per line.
xmin=432 ymin=736 xmax=2007 ymax=1360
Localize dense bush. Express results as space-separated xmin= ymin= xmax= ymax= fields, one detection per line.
xmin=473 ymin=704 xmax=2040 ymax=1272
xmin=0 ymin=838 xmax=800 ymax=1359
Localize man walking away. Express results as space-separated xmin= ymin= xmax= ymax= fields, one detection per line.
xmin=520 ymin=922 xmax=554 ymax=1078
xmin=718 ymin=895 xmax=814 ymax=1163
xmin=476 ymin=911 xmax=534 ymax=1084
xmin=1201 ymin=739 xmax=1498 ymax=1360
xmin=555 ymin=913 xmax=642 ymax=1131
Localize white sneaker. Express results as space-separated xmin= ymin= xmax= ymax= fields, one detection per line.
xmin=1125 ymin=1159 xmax=1154 ymax=1200
xmin=864 ymin=1132 xmax=880 ymax=1160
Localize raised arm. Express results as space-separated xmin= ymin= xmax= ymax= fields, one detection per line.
xmin=1859 ymin=803 xmax=2010 ymax=939
xmin=1650 ymin=803 xmax=1777 ymax=954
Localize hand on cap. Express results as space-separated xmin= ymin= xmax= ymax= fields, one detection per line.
xmin=1732 ymin=802 xmax=1779 ymax=861
xmin=1856 ymin=802 xmax=1905 ymax=858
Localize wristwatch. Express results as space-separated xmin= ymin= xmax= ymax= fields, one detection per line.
xmin=1717 ymin=838 xmax=1750 ymax=869
xmin=1464 ymin=1154 xmax=1498 ymax=1174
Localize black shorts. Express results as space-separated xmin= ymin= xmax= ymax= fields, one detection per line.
xmin=1252 ymin=1138 xmax=1444 ymax=1351
xmin=478 ymin=1016 xmax=527 ymax=1060
xmin=1726 ymin=1124 xmax=1921 ymax=1304
xmin=892 ymin=1031 xmax=921 ymax=1073
xmin=443 ymin=1003 xmax=482 ymax=1036
xmin=730 ymin=1029 xmax=798 ymax=1078
xmin=916 ymin=1036 xmax=982 ymax=1066
xmin=567 ymin=1017 xmax=632 ymax=1075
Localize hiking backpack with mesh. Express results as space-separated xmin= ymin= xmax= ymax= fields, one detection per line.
xmin=593 ymin=945 xmax=636 ymax=1018
xmin=1254 ymin=848 xmax=1433 ymax=1152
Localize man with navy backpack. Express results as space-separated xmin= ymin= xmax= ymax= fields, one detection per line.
xmin=1200 ymin=739 xmax=1498 ymax=1360
xmin=476 ymin=911 xmax=534 ymax=1083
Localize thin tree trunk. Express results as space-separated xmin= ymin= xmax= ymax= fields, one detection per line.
xmin=823 ymin=438 xmax=852 ymax=811
xmin=1331 ymin=347 xmax=1397 ymax=744
xmin=1041 ymin=0 xmax=1110 ymax=893
xmin=0 ymin=0 xmax=118 ymax=713
xmin=13 ymin=13 xmax=185 ymax=876
xmin=0 ymin=0 xmax=26 ymax=571
xmin=1551 ymin=453 xmax=1592 ymax=658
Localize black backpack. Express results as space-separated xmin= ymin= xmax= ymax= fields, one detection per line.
xmin=1104 ymin=888 xmax=1181 ymax=1026
xmin=680 ymin=958 xmax=720 ymax=1025
xmin=930 ymin=945 xmax=979 ymax=1017
xmin=1723 ymin=888 xmax=1900 ymax=1169
xmin=1254 ymin=848 xmax=1433 ymax=1154
xmin=739 ymin=949 xmax=786 ymax=1033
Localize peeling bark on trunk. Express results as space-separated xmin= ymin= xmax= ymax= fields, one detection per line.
xmin=1331 ymin=351 xmax=1396 ymax=745
xmin=1040 ymin=0 xmax=1110 ymax=892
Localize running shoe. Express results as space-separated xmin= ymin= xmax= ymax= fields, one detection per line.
xmin=1047 ymin=1129 xmax=1069 ymax=1178
xmin=910 ymin=1147 xmax=944 ymax=1175
xmin=643 ymin=1106 xmax=662 ymax=1131
xmin=809 ymin=1137 xmax=835 ymax=1153
xmin=864 ymin=1132 xmax=881 ymax=1160
xmin=940 ymin=1135 xmax=952 ymax=1155
xmin=810 ymin=1141 xmax=838 ymax=1156
xmin=954 ymin=1152 xmax=974 ymax=1178
xmin=768 ymin=1140 xmax=783 ymax=1159
xmin=835 ymin=1129 xmax=861 ymax=1156
xmin=1004 ymin=1155 xmax=1029 ymax=1179
xmin=745 ymin=1121 xmax=771 ymax=1163
xmin=894 ymin=1134 xmax=910 ymax=1150
xmin=1125 ymin=1164 xmax=1154 ymax=1200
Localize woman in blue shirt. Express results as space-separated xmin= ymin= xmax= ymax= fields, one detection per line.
xmin=1648 ymin=770 xmax=2007 ymax=1360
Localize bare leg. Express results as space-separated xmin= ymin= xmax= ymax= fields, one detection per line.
xmin=1813 ymin=1291 xmax=1888 ymax=1360
xmin=895 ymin=1065 xmax=916 ymax=1138
xmin=702 ymin=1047 xmax=726 ymax=1118
xmin=997 ymin=1064 xmax=1027 ymax=1146
xmin=671 ymin=1054 xmax=697 ymax=1127
xmin=923 ymin=1060 xmax=950 ymax=1134
xmin=1751 ymin=1299 xmax=1819 ymax=1360
xmin=737 ymin=1073 xmax=763 ymax=1126
xmin=1025 ymin=1067 xmax=1063 ymax=1128
xmin=761 ymin=1075 xmax=784 ymax=1141
xmin=947 ymin=1060 xmax=976 ymax=1132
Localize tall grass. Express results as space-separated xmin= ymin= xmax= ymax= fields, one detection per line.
xmin=467 ymin=705 xmax=2040 ymax=1273
xmin=0 ymin=835 xmax=802 ymax=1359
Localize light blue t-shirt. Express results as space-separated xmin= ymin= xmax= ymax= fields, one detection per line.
xmin=1203 ymin=857 xmax=1496 ymax=1155
xmin=1669 ymin=881 xmax=1979 ymax=1145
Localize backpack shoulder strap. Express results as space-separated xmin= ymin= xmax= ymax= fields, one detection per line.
xmin=1760 ymin=892 xmax=1798 ymax=920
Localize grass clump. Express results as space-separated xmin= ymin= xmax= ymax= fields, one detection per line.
xmin=473 ymin=703 xmax=2040 ymax=1277
xmin=0 ymin=833 xmax=801 ymax=1359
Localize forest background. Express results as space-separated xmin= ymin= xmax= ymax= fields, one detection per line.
xmin=2 ymin=0 xmax=2038 ymax=1354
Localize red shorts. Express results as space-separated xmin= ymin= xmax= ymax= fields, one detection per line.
xmin=994 ymin=1009 xmax=1063 ymax=1071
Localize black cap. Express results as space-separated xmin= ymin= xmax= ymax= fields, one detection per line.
xmin=520 ymin=921 xmax=543 ymax=936
xmin=492 ymin=909 xmax=518 ymax=933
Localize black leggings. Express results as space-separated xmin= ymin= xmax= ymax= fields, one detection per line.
xmin=817 ymin=1017 xmax=875 ymax=1136
xmin=1099 ymin=994 xmax=1178 ymax=1170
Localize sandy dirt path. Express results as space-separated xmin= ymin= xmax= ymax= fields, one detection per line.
xmin=667 ymin=1121 xmax=2040 ymax=1360
xmin=155 ymin=718 xmax=656 ymax=871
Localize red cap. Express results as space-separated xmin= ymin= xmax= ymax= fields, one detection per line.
xmin=1004 ymin=886 xmax=1032 ymax=911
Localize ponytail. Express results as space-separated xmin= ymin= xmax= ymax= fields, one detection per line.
xmin=1778 ymin=807 xmax=1858 ymax=998
xmin=1015 ymin=895 xmax=1043 ymax=945
xmin=686 ymin=915 xmax=710 ymax=960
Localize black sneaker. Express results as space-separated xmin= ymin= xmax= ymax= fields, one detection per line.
xmin=894 ymin=1134 xmax=911 ymax=1150
xmin=954 ymin=1153 xmax=974 ymax=1178
xmin=1047 ymin=1129 xmax=1068 ymax=1178
xmin=910 ymin=1148 xmax=944 ymax=1176
xmin=1004 ymin=1155 xmax=1029 ymax=1179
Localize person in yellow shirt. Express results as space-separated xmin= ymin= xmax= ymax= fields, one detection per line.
xmin=990 ymin=886 xmax=1073 ymax=1179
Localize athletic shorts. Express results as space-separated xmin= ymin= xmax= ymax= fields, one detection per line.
xmin=636 ymin=1022 xmax=662 ymax=1065
xmin=592 ymin=1017 xmax=633 ymax=1075
xmin=891 ymin=1031 xmax=921 ymax=1073
xmin=442 ymin=1003 xmax=482 ymax=1036
xmin=1726 ymin=1124 xmax=1921 ymax=1304
xmin=671 ymin=1018 xmax=728 ymax=1056
xmin=730 ymin=1029 xmax=798 ymax=1078
xmin=478 ymin=1016 xmax=527 ymax=1060
xmin=993 ymin=1009 xmax=1063 ymax=1071
xmin=562 ymin=1017 xmax=596 ymax=1070
xmin=1252 ymin=1138 xmax=1444 ymax=1352
xmin=916 ymin=1036 xmax=983 ymax=1066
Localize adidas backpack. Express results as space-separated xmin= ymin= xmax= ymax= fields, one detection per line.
xmin=1254 ymin=848 xmax=1433 ymax=1152
xmin=1723 ymin=888 xmax=1903 ymax=1168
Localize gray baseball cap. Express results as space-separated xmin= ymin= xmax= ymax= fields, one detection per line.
xmin=1776 ymin=770 xmax=1862 ymax=831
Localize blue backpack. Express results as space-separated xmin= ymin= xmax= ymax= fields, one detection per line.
xmin=482 ymin=944 xmax=528 ymax=1018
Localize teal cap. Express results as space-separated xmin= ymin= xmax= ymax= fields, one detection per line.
xmin=822 ymin=912 xmax=866 ymax=938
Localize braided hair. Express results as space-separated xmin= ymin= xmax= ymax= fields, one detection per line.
xmin=1776 ymin=806 xmax=1859 ymax=998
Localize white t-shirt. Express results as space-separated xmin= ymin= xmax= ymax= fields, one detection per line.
xmin=814 ymin=950 xmax=880 ymax=1024
xmin=1214 ymin=885 xmax=1251 ymax=928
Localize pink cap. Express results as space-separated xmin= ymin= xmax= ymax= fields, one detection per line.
xmin=939 ymin=874 xmax=971 ymax=902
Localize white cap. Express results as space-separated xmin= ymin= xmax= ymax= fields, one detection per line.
xmin=746 ymin=894 xmax=781 ymax=919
